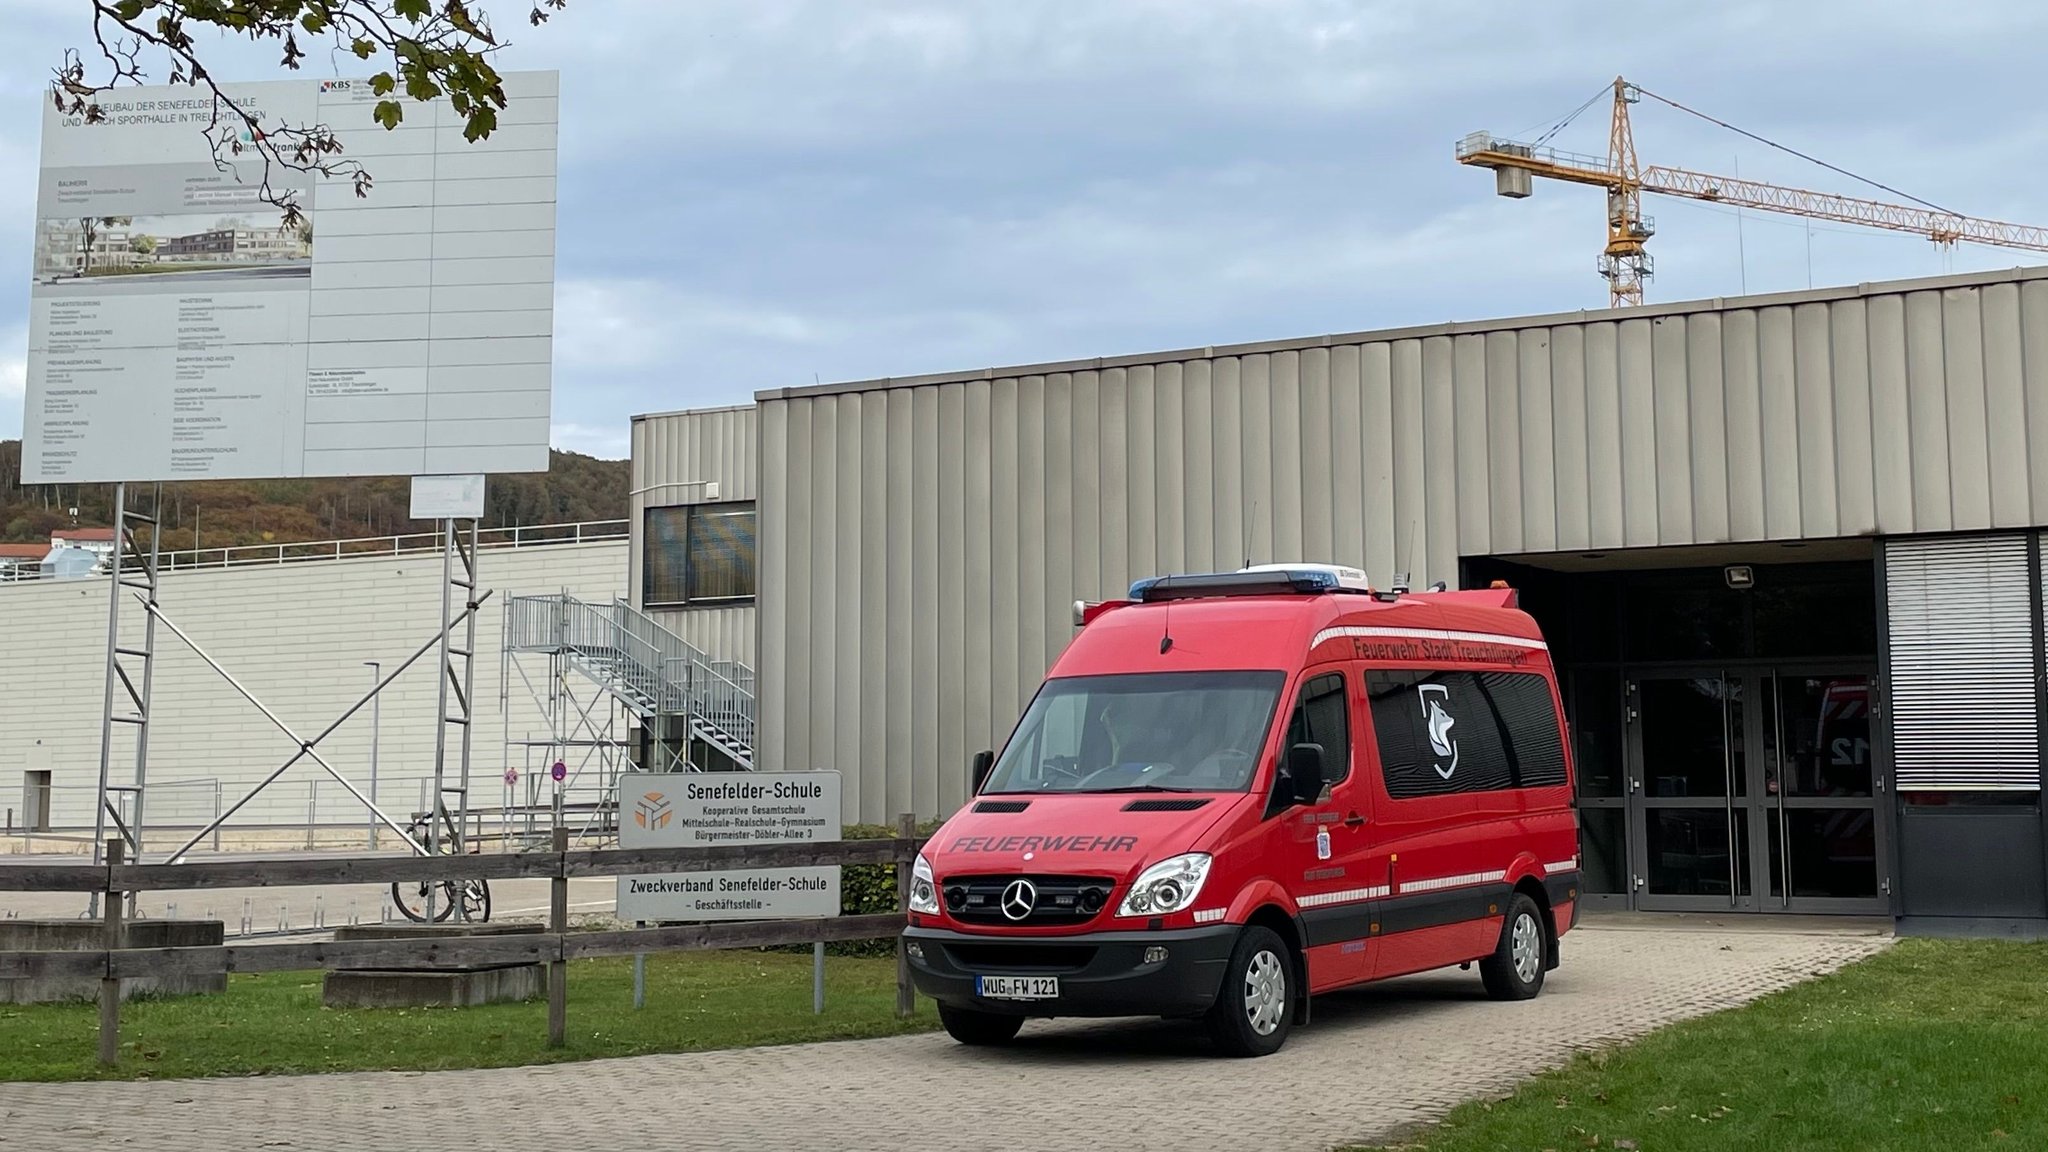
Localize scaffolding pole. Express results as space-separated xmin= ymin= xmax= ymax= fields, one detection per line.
xmin=92 ymin=483 xmax=162 ymax=916
xmin=428 ymin=518 xmax=481 ymax=922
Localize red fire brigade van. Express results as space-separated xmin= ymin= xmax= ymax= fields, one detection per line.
xmin=903 ymin=564 xmax=1581 ymax=1057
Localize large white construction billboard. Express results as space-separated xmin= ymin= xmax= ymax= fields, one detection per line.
xmin=22 ymin=72 xmax=559 ymax=484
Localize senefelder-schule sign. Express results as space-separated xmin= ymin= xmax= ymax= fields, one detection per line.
xmin=615 ymin=770 xmax=842 ymax=922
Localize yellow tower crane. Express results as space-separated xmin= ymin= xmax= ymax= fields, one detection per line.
xmin=1458 ymin=76 xmax=2048 ymax=307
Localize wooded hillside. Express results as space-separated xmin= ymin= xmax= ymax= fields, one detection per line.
xmin=0 ymin=441 xmax=629 ymax=550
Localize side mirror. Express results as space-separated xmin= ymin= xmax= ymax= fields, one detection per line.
xmin=971 ymin=750 xmax=995 ymax=795
xmin=1285 ymin=743 xmax=1327 ymax=805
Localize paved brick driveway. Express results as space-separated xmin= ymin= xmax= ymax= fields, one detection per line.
xmin=0 ymin=923 xmax=1888 ymax=1152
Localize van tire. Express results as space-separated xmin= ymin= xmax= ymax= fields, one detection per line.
xmin=937 ymin=1003 xmax=1024 ymax=1046
xmin=1479 ymin=893 xmax=1547 ymax=1001
xmin=1204 ymin=925 xmax=1295 ymax=1057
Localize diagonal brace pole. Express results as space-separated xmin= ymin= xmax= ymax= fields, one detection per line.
xmin=153 ymin=589 xmax=495 ymax=862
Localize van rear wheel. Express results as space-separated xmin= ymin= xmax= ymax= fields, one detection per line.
xmin=938 ymin=1003 xmax=1024 ymax=1046
xmin=1479 ymin=893 xmax=1547 ymax=1001
xmin=1204 ymin=925 xmax=1294 ymax=1057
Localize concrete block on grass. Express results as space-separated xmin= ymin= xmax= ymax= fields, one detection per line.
xmin=0 ymin=919 xmax=226 ymax=1004
xmin=321 ymin=922 xmax=548 ymax=1008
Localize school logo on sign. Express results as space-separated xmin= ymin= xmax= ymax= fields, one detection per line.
xmin=1419 ymin=684 xmax=1460 ymax=780
xmin=634 ymin=791 xmax=673 ymax=830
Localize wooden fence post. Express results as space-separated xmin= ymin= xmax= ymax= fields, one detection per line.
xmin=98 ymin=839 xmax=124 ymax=1066
xmin=547 ymin=826 xmax=568 ymax=1048
xmin=894 ymin=813 xmax=914 ymax=1019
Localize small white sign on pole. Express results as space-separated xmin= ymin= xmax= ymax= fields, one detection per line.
xmin=410 ymin=474 xmax=487 ymax=520
xmin=616 ymin=771 xmax=842 ymax=922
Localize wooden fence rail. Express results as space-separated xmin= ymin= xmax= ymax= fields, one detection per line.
xmin=0 ymin=824 xmax=928 ymax=1064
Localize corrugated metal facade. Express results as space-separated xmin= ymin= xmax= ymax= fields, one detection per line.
xmin=630 ymin=404 xmax=759 ymax=665
xmin=728 ymin=267 xmax=2048 ymax=824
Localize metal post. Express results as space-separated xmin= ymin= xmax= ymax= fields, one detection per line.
xmin=895 ymin=812 xmax=915 ymax=1019
xmin=90 ymin=482 xmax=127 ymax=918
xmin=547 ymin=826 xmax=568 ymax=1047
xmin=455 ymin=519 xmax=480 ymax=867
xmin=98 ymin=839 xmax=124 ymax=1066
xmin=427 ymin=519 xmax=455 ymax=925
xmin=127 ymin=484 xmax=161 ymax=902
xmin=365 ymin=661 xmax=381 ymax=850
xmin=813 ymin=941 xmax=825 ymax=1014
xmin=633 ymin=923 xmax=646 ymax=1011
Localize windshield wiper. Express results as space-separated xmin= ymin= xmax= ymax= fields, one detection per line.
xmin=1086 ymin=784 xmax=1202 ymax=794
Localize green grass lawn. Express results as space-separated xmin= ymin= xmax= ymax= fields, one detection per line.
xmin=0 ymin=951 xmax=936 ymax=1081
xmin=1352 ymin=938 xmax=2048 ymax=1152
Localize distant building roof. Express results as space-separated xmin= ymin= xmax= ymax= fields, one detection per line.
xmin=52 ymin=527 xmax=117 ymax=543
xmin=0 ymin=543 xmax=49 ymax=560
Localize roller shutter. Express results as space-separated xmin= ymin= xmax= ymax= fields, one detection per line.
xmin=1884 ymin=534 xmax=2039 ymax=791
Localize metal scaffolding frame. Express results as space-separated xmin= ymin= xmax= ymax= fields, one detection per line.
xmin=499 ymin=597 xmax=647 ymax=849
xmin=94 ymin=519 xmax=495 ymax=880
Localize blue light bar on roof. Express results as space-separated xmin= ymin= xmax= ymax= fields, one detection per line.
xmin=1128 ymin=564 xmax=1372 ymax=603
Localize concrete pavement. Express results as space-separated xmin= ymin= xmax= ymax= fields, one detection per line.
xmin=0 ymin=921 xmax=1890 ymax=1152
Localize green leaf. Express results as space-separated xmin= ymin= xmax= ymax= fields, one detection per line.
xmin=114 ymin=0 xmax=148 ymax=21
xmin=351 ymin=39 xmax=375 ymax=60
xmin=300 ymin=12 xmax=327 ymax=34
xmin=392 ymin=0 xmax=431 ymax=21
xmin=369 ymin=72 xmax=396 ymax=96
xmin=461 ymin=105 xmax=497 ymax=142
xmin=372 ymin=100 xmax=403 ymax=131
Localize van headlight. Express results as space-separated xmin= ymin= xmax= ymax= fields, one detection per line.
xmin=1116 ymin=853 xmax=1212 ymax=918
xmin=908 ymin=853 xmax=940 ymax=914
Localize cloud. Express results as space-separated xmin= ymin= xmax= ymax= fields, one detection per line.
xmin=0 ymin=323 xmax=24 ymax=441
xmin=550 ymin=421 xmax=630 ymax=459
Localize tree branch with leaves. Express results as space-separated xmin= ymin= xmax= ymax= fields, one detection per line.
xmin=53 ymin=1 xmax=569 ymax=228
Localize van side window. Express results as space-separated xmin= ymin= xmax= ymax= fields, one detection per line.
xmin=1284 ymin=672 xmax=1352 ymax=785
xmin=1366 ymin=670 xmax=1566 ymax=799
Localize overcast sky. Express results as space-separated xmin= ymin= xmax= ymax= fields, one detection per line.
xmin=6 ymin=1 xmax=2048 ymax=458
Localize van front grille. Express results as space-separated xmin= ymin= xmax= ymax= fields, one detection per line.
xmin=942 ymin=874 xmax=1116 ymax=925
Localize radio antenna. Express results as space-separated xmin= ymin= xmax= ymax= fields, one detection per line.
xmin=1158 ymin=576 xmax=1175 ymax=654
xmin=1243 ymin=501 xmax=1259 ymax=569
xmin=1392 ymin=518 xmax=1418 ymax=595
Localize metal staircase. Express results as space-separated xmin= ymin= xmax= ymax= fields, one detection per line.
xmin=506 ymin=592 xmax=756 ymax=769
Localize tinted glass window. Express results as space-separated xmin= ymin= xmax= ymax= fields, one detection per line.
xmin=1368 ymin=670 xmax=1567 ymax=799
xmin=1624 ymin=584 xmax=1743 ymax=662
xmin=1284 ymin=673 xmax=1352 ymax=784
xmin=644 ymin=503 xmax=757 ymax=605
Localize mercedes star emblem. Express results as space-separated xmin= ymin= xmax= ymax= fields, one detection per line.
xmin=1000 ymin=878 xmax=1038 ymax=921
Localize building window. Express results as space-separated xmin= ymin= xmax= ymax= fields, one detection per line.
xmin=644 ymin=502 xmax=756 ymax=606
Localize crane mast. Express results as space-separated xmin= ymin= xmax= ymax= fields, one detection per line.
xmin=1458 ymin=76 xmax=2048 ymax=307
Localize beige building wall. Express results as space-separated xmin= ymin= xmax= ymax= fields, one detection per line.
xmin=1 ymin=539 xmax=628 ymax=848
xmin=748 ymin=267 xmax=2048 ymax=825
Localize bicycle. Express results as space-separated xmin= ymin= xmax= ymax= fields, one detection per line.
xmin=389 ymin=804 xmax=492 ymax=924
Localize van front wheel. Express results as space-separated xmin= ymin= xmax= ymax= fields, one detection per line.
xmin=1205 ymin=925 xmax=1294 ymax=1057
xmin=1479 ymin=893 xmax=1547 ymax=1001
xmin=937 ymin=1003 xmax=1024 ymax=1046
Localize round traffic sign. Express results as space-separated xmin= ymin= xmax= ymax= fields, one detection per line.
xmin=551 ymin=760 xmax=567 ymax=782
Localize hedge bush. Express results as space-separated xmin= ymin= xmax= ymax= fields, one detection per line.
xmin=766 ymin=817 xmax=944 ymax=957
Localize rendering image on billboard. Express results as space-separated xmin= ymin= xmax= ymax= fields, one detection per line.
xmin=21 ymin=72 xmax=560 ymax=484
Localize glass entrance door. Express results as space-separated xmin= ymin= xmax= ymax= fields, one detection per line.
xmin=1628 ymin=673 xmax=1753 ymax=910
xmin=1625 ymin=668 xmax=1887 ymax=912
xmin=1755 ymin=670 xmax=1887 ymax=913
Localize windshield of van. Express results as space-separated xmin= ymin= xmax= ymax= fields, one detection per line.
xmin=981 ymin=671 xmax=1287 ymax=794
